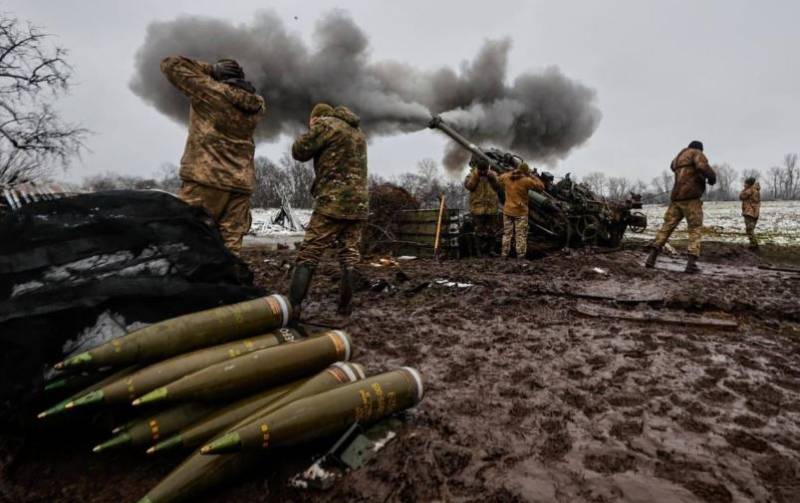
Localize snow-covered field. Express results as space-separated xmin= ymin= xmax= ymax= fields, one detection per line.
xmin=629 ymin=200 xmax=800 ymax=246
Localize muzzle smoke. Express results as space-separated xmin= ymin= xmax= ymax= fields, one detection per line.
xmin=130 ymin=11 xmax=601 ymax=171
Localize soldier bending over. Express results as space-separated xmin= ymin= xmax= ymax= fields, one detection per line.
xmin=288 ymin=103 xmax=368 ymax=319
xmin=645 ymin=141 xmax=716 ymax=273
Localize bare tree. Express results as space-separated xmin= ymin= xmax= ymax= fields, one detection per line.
xmin=707 ymin=163 xmax=737 ymax=201
xmin=783 ymin=153 xmax=799 ymax=199
xmin=607 ymin=176 xmax=631 ymax=200
xmin=0 ymin=14 xmax=87 ymax=184
xmin=581 ymin=172 xmax=608 ymax=197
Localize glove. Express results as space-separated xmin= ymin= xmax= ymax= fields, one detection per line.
xmin=212 ymin=59 xmax=244 ymax=81
xmin=707 ymin=174 xmax=717 ymax=186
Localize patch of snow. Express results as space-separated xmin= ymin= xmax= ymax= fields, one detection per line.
xmin=434 ymin=278 xmax=474 ymax=288
xmin=249 ymin=208 xmax=311 ymax=237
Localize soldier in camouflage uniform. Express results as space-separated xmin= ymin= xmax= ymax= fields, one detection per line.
xmin=497 ymin=163 xmax=544 ymax=258
xmin=645 ymin=141 xmax=716 ymax=273
xmin=464 ymin=155 xmax=501 ymax=256
xmin=161 ymin=56 xmax=266 ymax=255
xmin=739 ymin=177 xmax=761 ymax=250
xmin=288 ymin=103 xmax=368 ymax=318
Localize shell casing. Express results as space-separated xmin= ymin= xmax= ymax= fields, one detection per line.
xmin=76 ymin=329 xmax=302 ymax=407
xmin=202 ymin=367 xmax=423 ymax=455
xmin=158 ymin=362 xmax=365 ymax=452
xmin=59 ymin=295 xmax=293 ymax=370
xmin=134 ymin=331 xmax=352 ymax=405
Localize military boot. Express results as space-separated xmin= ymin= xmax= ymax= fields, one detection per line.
xmin=644 ymin=247 xmax=660 ymax=268
xmin=684 ymin=255 xmax=700 ymax=274
xmin=288 ymin=264 xmax=314 ymax=319
xmin=337 ymin=266 xmax=355 ymax=316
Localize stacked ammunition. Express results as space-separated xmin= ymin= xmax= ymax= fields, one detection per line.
xmin=38 ymin=295 xmax=425 ymax=503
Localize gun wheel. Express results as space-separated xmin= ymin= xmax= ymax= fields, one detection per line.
xmin=628 ymin=211 xmax=647 ymax=233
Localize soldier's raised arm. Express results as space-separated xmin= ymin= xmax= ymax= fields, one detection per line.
xmin=160 ymin=55 xmax=243 ymax=112
xmin=464 ymin=170 xmax=480 ymax=191
xmin=291 ymin=120 xmax=328 ymax=162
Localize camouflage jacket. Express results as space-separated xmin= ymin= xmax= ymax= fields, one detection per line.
xmin=669 ymin=147 xmax=716 ymax=201
xmin=291 ymin=107 xmax=368 ymax=220
xmin=161 ymin=56 xmax=266 ymax=194
xmin=739 ymin=182 xmax=761 ymax=219
xmin=464 ymin=168 xmax=500 ymax=215
xmin=498 ymin=171 xmax=545 ymax=217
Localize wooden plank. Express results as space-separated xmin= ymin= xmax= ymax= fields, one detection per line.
xmin=572 ymin=301 xmax=738 ymax=328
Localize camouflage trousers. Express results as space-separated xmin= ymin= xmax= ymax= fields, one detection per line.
xmin=295 ymin=211 xmax=364 ymax=268
xmin=652 ymin=198 xmax=703 ymax=257
xmin=502 ymin=214 xmax=528 ymax=258
xmin=179 ymin=181 xmax=251 ymax=255
xmin=744 ymin=216 xmax=759 ymax=246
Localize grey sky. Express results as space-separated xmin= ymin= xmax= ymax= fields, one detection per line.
xmin=7 ymin=0 xmax=800 ymax=184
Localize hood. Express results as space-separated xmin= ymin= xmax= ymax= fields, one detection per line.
xmin=332 ymin=106 xmax=360 ymax=128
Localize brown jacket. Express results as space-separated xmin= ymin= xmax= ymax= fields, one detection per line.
xmin=739 ymin=182 xmax=761 ymax=219
xmin=161 ymin=56 xmax=266 ymax=194
xmin=498 ymin=171 xmax=545 ymax=217
xmin=669 ymin=147 xmax=716 ymax=201
xmin=464 ymin=168 xmax=500 ymax=215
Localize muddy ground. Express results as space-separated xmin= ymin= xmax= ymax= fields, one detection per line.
xmin=4 ymin=241 xmax=800 ymax=502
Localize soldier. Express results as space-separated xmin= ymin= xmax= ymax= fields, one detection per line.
xmin=287 ymin=103 xmax=368 ymax=319
xmin=739 ymin=177 xmax=761 ymax=250
xmin=645 ymin=140 xmax=716 ymax=273
xmin=161 ymin=56 xmax=266 ymax=255
xmin=497 ymin=163 xmax=544 ymax=258
xmin=463 ymin=155 xmax=501 ymax=256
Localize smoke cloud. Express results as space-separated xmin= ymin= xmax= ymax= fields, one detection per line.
xmin=130 ymin=10 xmax=601 ymax=170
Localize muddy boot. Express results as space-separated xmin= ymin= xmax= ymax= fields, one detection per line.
xmin=337 ymin=266 xmax=355 ymax=316
xmin=644 ymin=247 xmax=660 ymax=268
xmin=288 ymin=264 xmax=314 ymax=320
xmin=684 ymin=255 xmax=700 ymax=274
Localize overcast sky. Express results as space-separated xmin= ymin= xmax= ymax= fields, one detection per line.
xmin=7 ymin=0 xmax=800 ymax=184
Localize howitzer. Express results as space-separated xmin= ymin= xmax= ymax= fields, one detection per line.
xmin=428 ymin=116 xmax=646 ymax=250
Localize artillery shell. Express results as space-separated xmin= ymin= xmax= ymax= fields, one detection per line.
xmin=67 ymin=329 xmax=302 ymax=411
xmin=56 ymin=295 xmax=292 ymax=370
xmin=149 ymin=362 xmax=364 ymax=454
xmin=37 ymin=365 xmax=139 ymax=419
xmin=133 ymin=330 xmax=352 ymax=406
xmin=201 ymin=367 xmax=423 ymax=455
xmin=92 ymin=402 xmax=216 ymax=453
xmin=137 ymin=363 xmax=368 ymax=503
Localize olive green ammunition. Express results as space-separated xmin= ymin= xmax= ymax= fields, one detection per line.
xmin=66 ymin=329 xmax=302 ymax=411
xmin=201 ymin=367 xmax=423 ymax=455
xmin=55 ymin=295 xmax=292 ymax=370
xmin=92 ymin=402 xmax=216 ymax=453
xmin=37 ymin=365 xmax=139 ymax=419
xmin=133 ymin=330 xmax=352 ymax=406
xmin=148 ymin=362 xmax=365 ymax=454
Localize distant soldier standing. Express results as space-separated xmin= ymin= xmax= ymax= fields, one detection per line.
xmin=497 ymin=163 xmax=544 ymax=258
xmin=464 ymin=156 xmax=501 ymax=256
xmin=739 ymin=177 xmax=761 ymax=250
xmin=288 ymin=103 xmax=368 ymax=319
xmin=645 ymin=141 xmax=716 ymax=273
xmin=161 ymin=56 xmax=266 ymax=254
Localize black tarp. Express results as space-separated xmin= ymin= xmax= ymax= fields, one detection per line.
xmin=0 ymin=190 xmax=263 ymax=435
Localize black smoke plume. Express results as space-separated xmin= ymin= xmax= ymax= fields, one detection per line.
xmin=130 ymin=10 xmax=601 ymax=170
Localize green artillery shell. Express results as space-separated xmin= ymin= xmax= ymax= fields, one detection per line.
xmin=137 ymin=450 xmax=260 ymax=503
xmin=67 ymin=329 xmax=302 ymax=410
xmin=134 ymin=330 xmax=352 ymax=406
xmin=149 ymin=362 xmax=364 ymax=454
xmin=93 ymin=402 xmax=215 ymax=453
xmin=56 ymin=295 xmax=292 ymax=370
xmin=37 ymin=365 xmax=139 ymax=419
xmin=137 ymin=363 xmax=367 ymax=503
xmin=201 ymin=367 xmax=423 ymax=455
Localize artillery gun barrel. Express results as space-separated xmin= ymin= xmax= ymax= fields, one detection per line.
xmin=428 ymin=116 xmax=500 ymax=170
